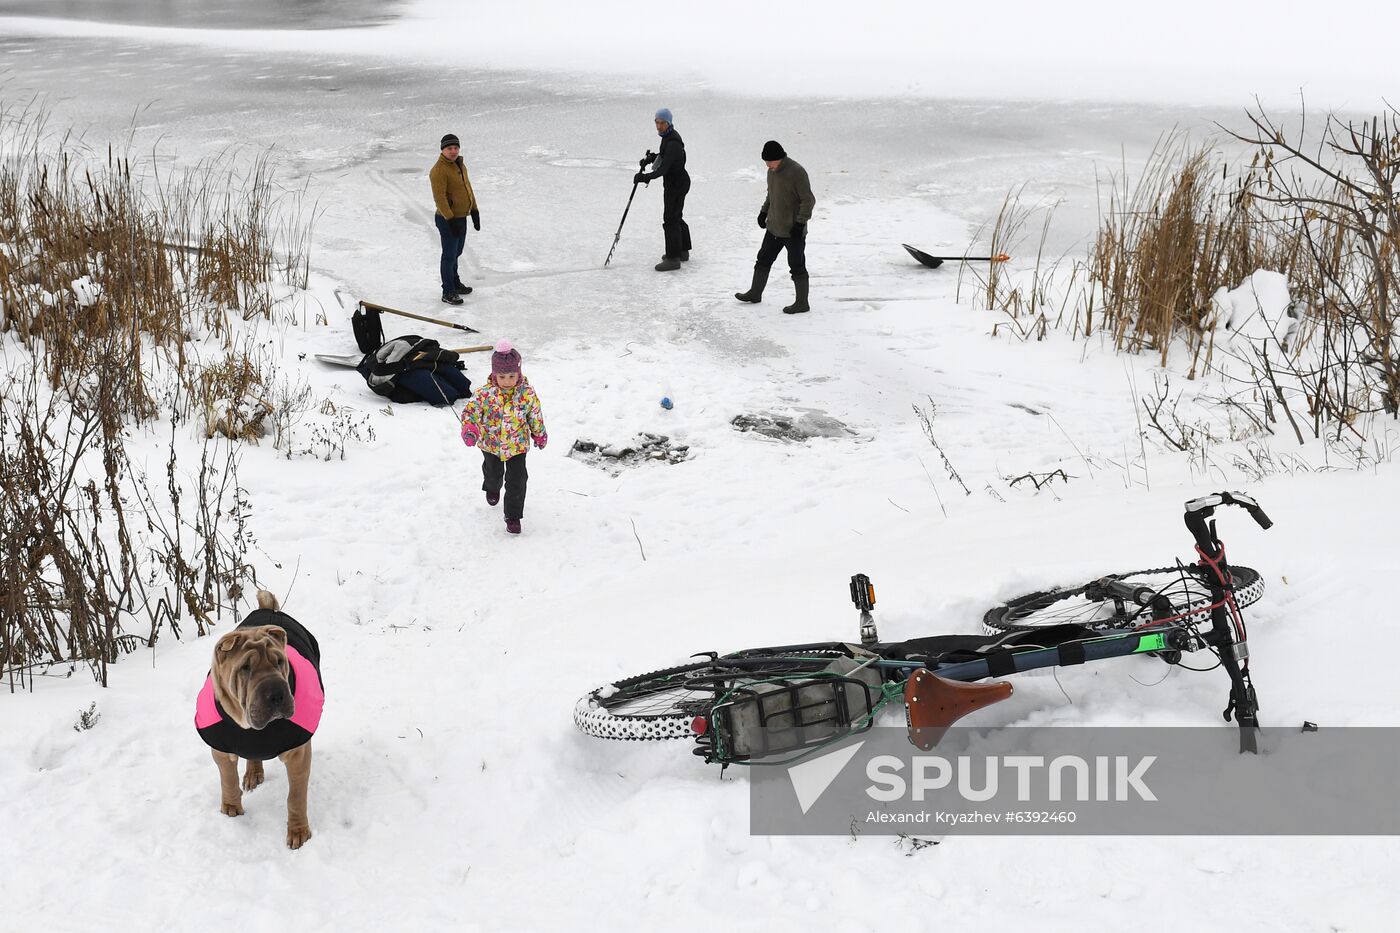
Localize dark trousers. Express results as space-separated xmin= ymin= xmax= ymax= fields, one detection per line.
xmin=662 ymin=177 xmax=691 ymax=257
xmin=397 ymin=366 xmax=471 ymax=406
xmin=482 ymin=450 xmax=528 ymax=520
xmin=435 ymin=214 xmax=467 ymax=293
xmin=755 ymin=224 xmax=807 ymax=277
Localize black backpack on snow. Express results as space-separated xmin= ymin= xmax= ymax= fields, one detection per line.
xmin=351 ymin=304 xmax=386 ymax=353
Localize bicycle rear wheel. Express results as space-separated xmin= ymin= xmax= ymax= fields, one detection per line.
xmin=573 ymin=647 xmax=854 ymax=741
xmin=982 ymin=565 xmax=1263 ymax=634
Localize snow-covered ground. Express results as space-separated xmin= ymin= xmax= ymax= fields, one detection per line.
xmin=2 ymin=6 xmax=1399 ymax=932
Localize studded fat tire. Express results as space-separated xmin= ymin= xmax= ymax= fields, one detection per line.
xmin=573 ymin=661 xmax=715 ymax=741
xmin=573 ymin=650 xmax=849 ymax=742
xmin=982 ymin=565 xmax=1264 ymax=634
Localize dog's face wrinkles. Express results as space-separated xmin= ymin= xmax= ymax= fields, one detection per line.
xmin=214 ymin=626 xmax=296 ymax=730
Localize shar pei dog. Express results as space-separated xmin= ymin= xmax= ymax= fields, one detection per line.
xmin=195 ymin=590 xmax=324 ymax=848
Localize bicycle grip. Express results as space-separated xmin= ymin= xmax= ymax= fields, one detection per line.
xmin=1224 ymin=491 xmax=1273 ymax=530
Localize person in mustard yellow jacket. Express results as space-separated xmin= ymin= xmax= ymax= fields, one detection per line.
xmin=429 ymin=133 xmax=480 ymax=305
xmin=459 ymin=341 xmax=547 ymax=535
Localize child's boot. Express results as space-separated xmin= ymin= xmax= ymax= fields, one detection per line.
xmin=505 ymin=518 xmax=521 ymax=534
xmin=486 ymin=489 xmax=500 ymax=506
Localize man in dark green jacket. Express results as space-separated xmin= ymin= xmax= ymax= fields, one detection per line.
xmin=735 ymin=140 xmax=816 ymax=314
xmin=634 ymin=107 xmax=691 ymax=272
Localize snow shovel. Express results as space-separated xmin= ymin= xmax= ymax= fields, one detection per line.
xmin=356 ymin=301 xmax=480 ymax=347
xmin=901 ymin=244 xmax=1012 ymax=269
xmin=604 ymin=150 xmax=656 ymax=267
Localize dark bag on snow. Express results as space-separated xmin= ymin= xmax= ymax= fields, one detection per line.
xmin=356 ymin=335 xmax=470 ymax=404
xmin=351 ymin=303 xmax=386 ymax=354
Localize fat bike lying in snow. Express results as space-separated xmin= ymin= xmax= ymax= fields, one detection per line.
xmin=574 ymin=492 xmax=1272 ymax=766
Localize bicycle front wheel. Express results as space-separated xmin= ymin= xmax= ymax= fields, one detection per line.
xmin=573 ymin=647 xmax=854 ymax=741
xmin=982 ymin=565 xmax=1264 ymax=634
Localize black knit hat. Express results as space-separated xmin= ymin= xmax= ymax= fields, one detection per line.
xmin=440 ymin=133 xmax=460 ymax=150
xmin=761 ymin=140 xmax=786 ymax=160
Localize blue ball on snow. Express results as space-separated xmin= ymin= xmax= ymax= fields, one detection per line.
xmin=660 ymin=397 xmax=673 ymax=410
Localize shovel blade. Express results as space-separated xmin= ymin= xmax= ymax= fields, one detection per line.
xmin=902 ymin=243 xmax=944 ymax=269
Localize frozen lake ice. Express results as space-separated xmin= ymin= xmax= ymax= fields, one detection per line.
xmin=0 ymin=29 xmax=1256 ymax=295
xmin=0 ymin=0 xmax=404 ymax=29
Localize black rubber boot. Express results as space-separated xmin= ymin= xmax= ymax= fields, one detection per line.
xmin=735 ymin=265 xmax=770 ymax=303
xmin=656 ymin=224 xmax=682 ymax=271
xmin=782 ymin=274 xmax=810 ymax=314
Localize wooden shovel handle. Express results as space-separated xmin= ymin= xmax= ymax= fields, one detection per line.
xmin=361 ymin=300 xmax=477 ymax=333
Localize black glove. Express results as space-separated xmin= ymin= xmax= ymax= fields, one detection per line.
xmin=634 ymin=171 xmax=649 ymax=185
xmin=642 ymin=150 xmax=657 ymax=166
xmin=470 ymin=208 xmax=480 ymax=231
xmin=757 ymin=210 xmax=767 ymax=229
xmin=793 ymin=221 xmax=806 ymax=236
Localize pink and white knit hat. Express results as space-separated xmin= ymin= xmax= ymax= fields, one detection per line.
xmin=491 ymin=339 xmax=522 ymax=375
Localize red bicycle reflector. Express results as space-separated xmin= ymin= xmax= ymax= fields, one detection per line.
xmin=690 ymin=716 xmax=708 ymax=735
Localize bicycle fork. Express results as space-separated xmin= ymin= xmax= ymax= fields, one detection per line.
xmin=1200 ymin=552 xmax=1260 ymax=753
xmin=1185 ymin=491 xmax=1271 ymax=754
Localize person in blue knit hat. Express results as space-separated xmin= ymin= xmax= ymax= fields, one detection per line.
xmin=634 ymin=107 xmax=691 ymax=272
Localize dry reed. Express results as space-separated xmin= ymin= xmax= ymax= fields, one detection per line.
xmin=0 ymin=101 xmax=311 ymax=687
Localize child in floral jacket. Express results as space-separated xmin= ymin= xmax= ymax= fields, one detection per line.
xmin=460 ymin=340 xmax=547 ymax=534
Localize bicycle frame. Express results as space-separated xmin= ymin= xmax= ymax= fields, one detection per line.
xmin=691 ymin=624 xmax=1193 ymax=765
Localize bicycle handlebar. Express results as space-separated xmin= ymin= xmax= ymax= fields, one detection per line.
xmin=1184 ymin=491 xmax=1272 ymax=556
xmin=1184 ymin=491 xmax=1272 ymax=529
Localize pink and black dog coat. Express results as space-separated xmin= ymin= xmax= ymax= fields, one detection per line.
xmin=195 ymin=608 xmax=324 ymax=761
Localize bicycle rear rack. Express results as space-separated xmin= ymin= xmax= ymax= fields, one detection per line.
xmin=695 ymin=675 xmax=881 ymax=765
